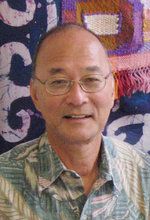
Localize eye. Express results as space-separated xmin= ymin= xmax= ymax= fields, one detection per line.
xmin=49 ymin=79 xmax=69 ymax=88
xmin=83 ymin=76 xmax=102 ymax=84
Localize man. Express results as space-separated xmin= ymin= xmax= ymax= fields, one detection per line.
xmin=0 ymin=24 xmax=150 ymax=220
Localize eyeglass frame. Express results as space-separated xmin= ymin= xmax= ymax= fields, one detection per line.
xmin=32 ymin=72 xmax=112 ymax=96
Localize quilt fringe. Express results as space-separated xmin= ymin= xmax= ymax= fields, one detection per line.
xmin=114 ymin=67 xmax=150 ymax=98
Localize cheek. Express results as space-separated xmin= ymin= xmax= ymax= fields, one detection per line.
xmin=39 ymin=96 xmax=63 ymax=118
xmin=92 ymin=93 xmax=114 ymax=121
xmin=101 ymin=83 xmax=114 ymax=108
xmin=93 ymin=92 xmax=114 ymax=109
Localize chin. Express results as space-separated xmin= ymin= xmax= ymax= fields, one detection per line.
xmin=62 ymin=129 xmax=100 ymax=145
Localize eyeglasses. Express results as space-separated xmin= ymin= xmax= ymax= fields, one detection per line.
xmin=33 ymin=73 xmax=111 ymax=96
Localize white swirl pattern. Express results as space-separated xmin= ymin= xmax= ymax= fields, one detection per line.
xmin=0 ymin=1 xmax=57 ymax=147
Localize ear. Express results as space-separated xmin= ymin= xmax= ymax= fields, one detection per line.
xmin=111 ymin=90 xmax=115 ymax=109
xmin=112 ymin=72 xmax=119 ymax=100
xmin=110 ymin=76 xmax=115 ymax=108
xmin=30 ymin=79 xmax=41 ymax=112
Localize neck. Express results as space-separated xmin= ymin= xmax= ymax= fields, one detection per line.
xmin=48 ymin=134 xmax=101 ymax=194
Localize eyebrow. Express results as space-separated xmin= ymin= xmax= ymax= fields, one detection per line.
xmin=49 ymin=66 xmax=102 ymax=75
xmin=48 ymin=68 xmax=66 ymax=75
xmin=84 ymin=66 xmax=102 ymax=73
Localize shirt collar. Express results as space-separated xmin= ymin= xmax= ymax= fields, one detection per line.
xmin=36 ymin=132 xmax=65 ymax=190
xmin=25 ymin=132 xmax=122 ymax=196
xmin=36 ymin=133 xmax=85 ymax=199
xmin=101 ymin=135 xmax=123 ymax=193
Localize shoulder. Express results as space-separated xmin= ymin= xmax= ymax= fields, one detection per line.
xmin=103 ymin=135 xmax=150 ymax=188
xmin=103 ymin=136 xmax=150 ymax=216
xmin=0 ymin=134 xmax=45 ymax=177
xmin=103 ymin=135 xmax=150 ymax=168
xmin=0 ymin=133 xmax=47 ymax=195
xmin=103 ymin=136 xmax=150 ymax=200
xmin=0 ymin=135 xmax=47 ymax=220
xmin=103 ymin=136 xmax=150 ymax=196
xmin=0 ymin=136 xmax=41 ymax=162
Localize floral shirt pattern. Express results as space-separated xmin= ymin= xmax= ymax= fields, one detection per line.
xmin=0 ymin=132 xmax=150 ymax=220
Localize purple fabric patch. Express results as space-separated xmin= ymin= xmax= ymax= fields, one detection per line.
xmin=62 ymin=0 xmax=76 ymax=10
xmin=62 ymin=0 xmax=143 ymax=56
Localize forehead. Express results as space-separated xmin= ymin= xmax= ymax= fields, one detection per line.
xmin=36 ymin=28 xmax=110 ymax=75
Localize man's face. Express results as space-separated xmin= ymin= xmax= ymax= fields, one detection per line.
xmin=30 ymin=29 xmax=114 ymax=146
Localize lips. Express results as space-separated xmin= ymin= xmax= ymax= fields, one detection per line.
xmin=64 ymin=114 xmax=92 ymax=119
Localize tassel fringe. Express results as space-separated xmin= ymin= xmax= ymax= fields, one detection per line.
xmin=114 ymin=66 xmax=150 ymax=98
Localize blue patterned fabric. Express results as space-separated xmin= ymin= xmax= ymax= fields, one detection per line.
xmin=105 ymin=92 xmax=150 ymax=154
xmin=0 ymin=0 xmax=61 ymax=153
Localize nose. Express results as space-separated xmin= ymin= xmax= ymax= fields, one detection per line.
xmin=65 ymin=82 xmax=88 ymax=106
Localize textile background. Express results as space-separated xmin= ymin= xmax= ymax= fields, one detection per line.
xmin=0 ymin=0 xmax=150 ymax=154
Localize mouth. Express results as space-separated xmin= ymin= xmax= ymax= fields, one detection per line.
xmin=63 ymin=114 xmax=92 ymax=119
